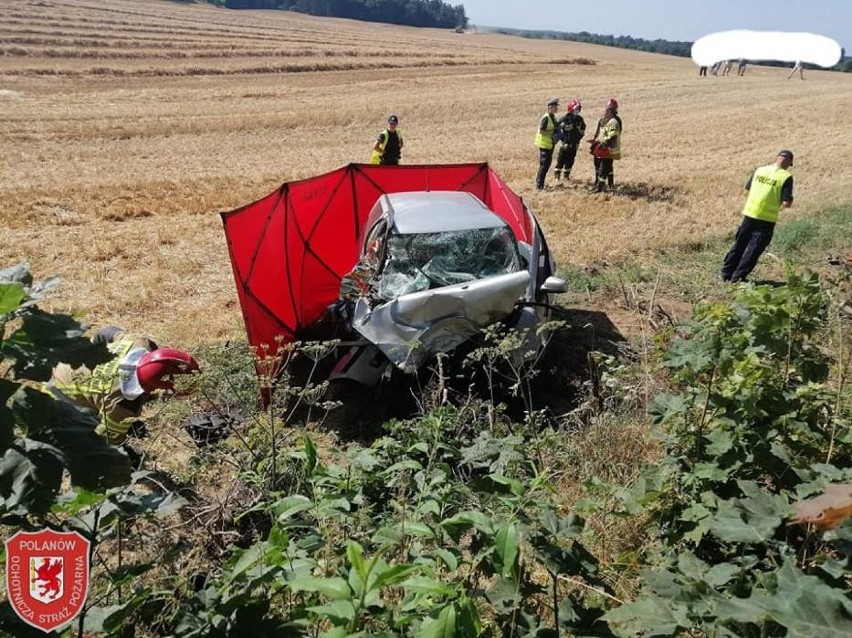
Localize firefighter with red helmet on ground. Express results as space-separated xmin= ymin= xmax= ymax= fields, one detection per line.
xmin=47 ymin=326 xmax=199 ymax=445
xmin=589 ymin=97 xmax=622 ymax=193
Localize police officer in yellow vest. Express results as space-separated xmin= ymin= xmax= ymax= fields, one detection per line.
xmin=370 ymin=114 xmax=403 ymax=165
xmin=720 ymin=150 xmax=794 ymax=283
xmin=535 ymin=97 xmax=560 ymax=190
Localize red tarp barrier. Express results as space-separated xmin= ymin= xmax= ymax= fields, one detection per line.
xmin=221 ymin=163 xmax=533 ymax=359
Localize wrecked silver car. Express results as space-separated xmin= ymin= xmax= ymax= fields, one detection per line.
xmin=330 ymin=191 xmax=566 ymax=387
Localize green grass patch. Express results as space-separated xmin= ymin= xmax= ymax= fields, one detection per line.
xmin=774 ymin=206 xmax=852 ymax=256
xmin=557 ymin=204 xmax=851 ymax=309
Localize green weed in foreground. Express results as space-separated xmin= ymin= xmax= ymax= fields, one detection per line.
xmin=606 ymin=267 xmax=852 ymax=637
xmin=2 ymin=261 xmax=850 ymax=637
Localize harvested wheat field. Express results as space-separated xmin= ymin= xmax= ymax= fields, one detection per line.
xmin=2 ymin=0 xmax=851 ymax=348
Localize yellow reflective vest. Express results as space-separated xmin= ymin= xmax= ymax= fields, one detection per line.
xmin=742 ymin=165 xmax=792 ymax=223
xmin=535 ymin=114 xmax=557 ymax=150
xmin=47 ymin=333 xmax=155 ymax=444
xmin=595 ymin=116 xmax=621 ymax=159
xmin=370 ymin=129 xmax=403 ymax=165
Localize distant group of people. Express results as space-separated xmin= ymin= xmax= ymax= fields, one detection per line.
xmin=699 ymin=59 xmax=748 ymax=76
xmin=534 ymin=96 xmax=622 ymax=192
xmin=698 ymin=59 xmax=806 ymax=79
xmin=368 ymin=94 xmax=795 ymax=285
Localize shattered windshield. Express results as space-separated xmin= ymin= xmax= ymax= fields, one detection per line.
xmin=374 ymin=226 xmax=522 ymax=299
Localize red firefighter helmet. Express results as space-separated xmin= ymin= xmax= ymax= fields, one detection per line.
xmin=136 ymin=348 xmax=199 ymax=393
xmin=566 ymin=99 xmax=581 ymax=113
xmin=605 ymin=97 xmax=618 ymax=111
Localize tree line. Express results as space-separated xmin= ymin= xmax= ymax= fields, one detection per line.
xmin=193 ymin=2 xmax=849 ymax=72
xmin=199 ymin=0 xmax=468 ymax=29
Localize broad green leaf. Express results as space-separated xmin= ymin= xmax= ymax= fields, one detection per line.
xmin=273 ymin=494 xmax=313 ymax=521
xmin=407 ymin=441 xmax=429 ymax=455
xmin=228 ymin=544 xmax=267 ymax=581
xmin=0 ymin=441 xmax=64 ymax=517
xmin=769 ymin=441 xmax=792 ymax=465
xmin=488 ymin=473 xmax=524 ymax=496
xmin=704 ymin=429 xmax=735 ymax=457
xmin=694 ymin=462 xmax=733 ymax=482
xmin=680 ymin=503 xmax=712 ymax=523
xmin=12 ymin=388 xmax=131 ymax=490
xmin=704 ymin=563 xmax=740 ymax=588
xmin=346 ymin=541 xmax=367 ymax=580
xmin=370 ymin=563 xmax=417 ymax=592
xmin=52 ymin=487 xmax=106 ymax=515
xmin=493 ymin=522 xmax=519 ymax=577
xmin=3 ymin=309 xmax=111 ymax=381
xmin=604 ymin=596 xmax=683 ymax=637
xmin=418 ymin=604 xmax=456 ymax=638
xmin=372 ymin=525 xmax=404 ymax=546
xmin=288 ymin=574 xmax=351 ymax=600
xmin=307 ymin=599 xmax=357 ymax=623
xmin=303 ymin=434 xmax=318 ymax=475
xmin=384 ymin=459 xmax=424 ymax=474
xmin=398 ymin=520 xmax=436 ymax=539
xmin=716 ymin=562 xmax=852 ymax=637
xmin=676 ymin=553 xmax=710 ymax=582
xmin=441 ymin=510 xmax=495 ymax=537
xmin=456 ymin=596 xmax=482 ymax=637
xmin=708 ymin=483 xmax=791 ymax=544
xmin=485 ymin=576 xmax=520 ymax=612
xmin=402 ymin=576 xmax=454 ymax=597
xmin=432 ymin=548 xmax=459 ymax=571
xmin=0 ymin=282 xmax=25 ymax=316
xmin=0 ymin=378 xmax=19 ymax=451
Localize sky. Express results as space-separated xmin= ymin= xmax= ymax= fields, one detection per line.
xmin=459 ymin=0 xmax=850 ymax=51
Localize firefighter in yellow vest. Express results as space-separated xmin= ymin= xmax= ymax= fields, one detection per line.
xmin=47 ymin=326 xmax=199 ymax=445
xmin=370 ymin=115 xmax=403 ymax=165
xmin=534 ymin=97 xmax=560 ymax=190
xmin=590 ymin=97 xmax=622 ymax=192
xmin=720 ymin=150 xmax=794 ymax=282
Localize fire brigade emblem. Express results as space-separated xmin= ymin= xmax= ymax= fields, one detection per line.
xmin=5 ymin=529 xmax=90 ymax=632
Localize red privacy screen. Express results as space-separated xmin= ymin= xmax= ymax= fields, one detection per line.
xmin=221 ymin=163 xmax=533 ymax=359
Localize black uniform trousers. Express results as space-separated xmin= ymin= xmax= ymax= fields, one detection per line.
xmin=593 ymin=157 xmax=614 ymax=189
xmin=536 ymin=147 xmax=554 ymax=189
xmin=555 ymin=143 xmax=580 ymax=176
xmin=720 ymin=216 xmax=775 ymax=282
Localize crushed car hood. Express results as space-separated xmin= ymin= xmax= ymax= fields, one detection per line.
xmin=351 ymin=270 xmax=531 ymax=372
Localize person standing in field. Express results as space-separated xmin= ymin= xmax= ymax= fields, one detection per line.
xmin=737 ymin=59 xmax=747 ymax=76
xmin=788 ymin=60 xmax=804 ymax=79
xmin=534 ymin=97 xmax=560 ymax=190
xmin=370 ymin=114 xmax=403 ymax=165
xmin=699 ymin=65 xmax=708 ymax=76
xmin=553 ymin=99 xmax=586 ymax=182
xmin=589 ymin=97 xmax=622 ymax=193
xmin=720 ymin=150 xmax=794 ymax=283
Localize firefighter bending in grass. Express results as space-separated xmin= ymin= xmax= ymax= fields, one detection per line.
xmin=47 ymin=326 xmax=199 ymax=445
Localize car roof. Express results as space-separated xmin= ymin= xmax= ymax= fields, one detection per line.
xmin=380 ymin=191 xmax=508 ymax=235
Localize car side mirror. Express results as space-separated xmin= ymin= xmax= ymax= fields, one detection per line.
xmin=540 ymin=276 xmax=567 ymax=294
